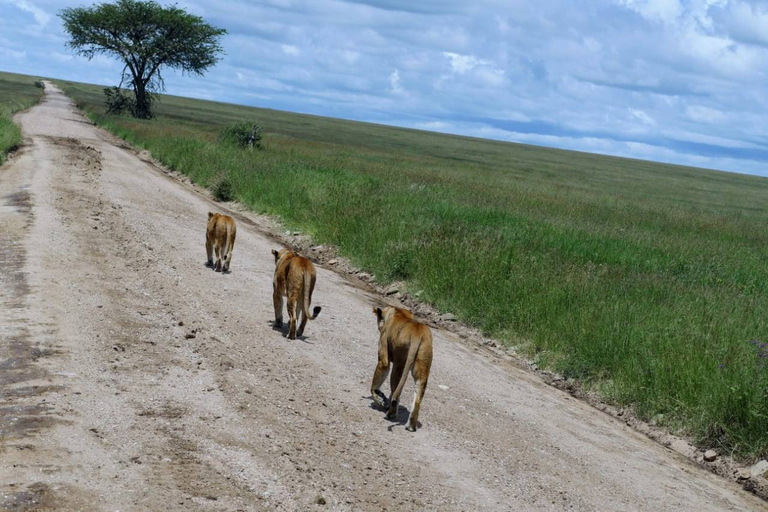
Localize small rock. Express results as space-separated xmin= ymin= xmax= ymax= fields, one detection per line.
xmin=358 ymin=272 xmax=372 ymax=281
xmin=437 ymin=384 xmax=449 ymax=391
xmin=530 ymin=363 xmax=539 ymax=371
xmin=292 ymin=231 xmax=300 ymax=236
xmin=704 ymin=450 xmax=717 ymax=462
xmin=178 ymin=320 xmax=184 ymax=326
xmin=327 ymin=259 xmax=337 ymax=265
xmin=440 ymin=313 xmax=457 ymax=322
xmin=384 ymin=285 xmax=399 ymax=296
xmin=185 ymin=333 xmax=196 ymax=339
xmin=312 ymin=245 xmax=325 ymax=252
xmin=316 ymin=495 xmax=326 ymax=505
xmin=737 ymin=469 xmax=751 ymax=481
xmin=750 ymin=460 xmax=768 ymax=478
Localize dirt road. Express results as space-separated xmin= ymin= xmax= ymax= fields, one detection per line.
xmin=0 ymin=84 xmax=764 ymax=512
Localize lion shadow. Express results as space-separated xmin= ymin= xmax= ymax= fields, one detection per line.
xmin=269 ymin=320 xmax=313 ymax=344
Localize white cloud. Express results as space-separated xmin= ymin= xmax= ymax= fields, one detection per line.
xmin=281 ymin=44 xmax=300 ymax=56
xmin=51 ymin=51 xmax=73 ymax=63
xmin=0 ymin=47 xmax=27 ymax=60
xmin=442 ymin=52 xmax=487 ymax=74
xmin=717 ymin=1 xmax=768 ymax=47
xmin=475 ymin=66 xmax=505 ymax=87
xmin=684 ymin=105 xmax=727 ymax=124
xmin=630 ymin=108 xmax=655 ymax=125
xmin=389 ymin=68 xmax=403 ymax=94
xmin=7 ymin=0 xmax=50 ymax=27
xmin=618 ymin=0 xmax=683 ymax=24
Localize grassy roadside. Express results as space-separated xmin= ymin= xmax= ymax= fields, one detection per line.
xmin=0 ymin=71 xmax=44 ymax=164
xmin=57 ymin=76 xmax=768 ymax=460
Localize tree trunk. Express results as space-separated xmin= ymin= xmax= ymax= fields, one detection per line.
xmin=133 ymin=80 xmax=151 ymax=119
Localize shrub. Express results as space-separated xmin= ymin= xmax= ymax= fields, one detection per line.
xmin=213 ymin=176 xmax=234 ymax=202
xmin=103 ymin=86 xmax=155 ymax=118
xmin=33 ymin=80 xmax=45 ymax=89
xmin=103 ymin=86 xmax=133 ymax=115
xmin=219 ymin=121 xmax=262 ymax=149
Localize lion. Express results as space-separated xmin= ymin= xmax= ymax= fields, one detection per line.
xmin=206 ymin=212 xmax=237 ymax=273
xmin=370 ymin=306 xmax=433 ymax=431
xmin=272 ymin=248 xmax=321 ymax=339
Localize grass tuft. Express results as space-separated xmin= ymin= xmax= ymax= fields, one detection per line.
xmin=213 ymin=175 xmax=234 ymax=202
xmin=0 ymin=72 xmax=44 ymax=164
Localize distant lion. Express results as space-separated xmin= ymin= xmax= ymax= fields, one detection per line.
xmin=272 ymin=248 xmax=321 ymax=339
xmin=206 ymin=212 xmax=236 ymax=273
xmin=370 ymin=306 xmax=433 ymax=431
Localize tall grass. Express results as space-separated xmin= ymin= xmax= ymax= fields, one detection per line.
xmin=57 ymin=77 xmax=768 ymax=460
xmin=0 ymin=71 xmax=44 ymax=164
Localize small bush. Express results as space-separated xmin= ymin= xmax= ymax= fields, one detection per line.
xmin=219 ymin=121 xmax=262 ymax=149
xmin=33 ymin=80 xmax=45 ymax=89
xmin=103 ymin=86 xmax=155 ymax=118
xmin=213 ymin=176 xmax=234 ymax=202
xmin=103 ymin=86 xmax=133 ymax=115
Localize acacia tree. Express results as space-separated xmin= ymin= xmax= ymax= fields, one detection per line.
xmin=60 ymin=0 xmax=226 ymax=119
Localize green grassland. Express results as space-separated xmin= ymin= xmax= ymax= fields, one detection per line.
xmin=48 ymin=75 xmax=768 ymax=460
xmin=0 ymin=71 xmax=44 ymax=164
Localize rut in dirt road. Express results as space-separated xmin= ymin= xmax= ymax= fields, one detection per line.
xmin=0 ymin=83 xmax=765 ymax=512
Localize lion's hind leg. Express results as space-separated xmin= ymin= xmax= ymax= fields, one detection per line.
xmin=205 ymin=236 xmax=214 ymax=267
xmin=214 ymin=242 xmax=222 ymax=272
xmin=287 ymin=297 xmax=298 ymax=340
xmin=386 ymin=363 xmax=405 ymax=420
xmin=370 ymin=361 xmax=390 ymax=409
xmin=406 ymin=371 xmax=429 ymax=432
xmin=273 ymin=284 xmax=284 ymax=328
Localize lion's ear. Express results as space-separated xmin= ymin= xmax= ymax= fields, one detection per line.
xmin=272 ymin=249 xmax=279 ymax=261
xmin=374 ymin=307 xmax=383 ymax=320
xmin=208 ymin=212 xmax=214 ymax=219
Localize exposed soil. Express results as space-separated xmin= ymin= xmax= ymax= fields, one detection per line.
xmin=0 ymin=83 xmax=765 ymax=511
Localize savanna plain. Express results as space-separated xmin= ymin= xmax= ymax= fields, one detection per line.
xmin=2 ymin=68 xmax=768 ymax=467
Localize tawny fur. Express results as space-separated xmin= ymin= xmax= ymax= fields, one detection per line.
xmin=206 ymin=212 xmax=237 ymax=273
xmin=272 ymin=248 xmax=321 ymax=340
xmin=370 ymin=306 xmax=433 ymax=432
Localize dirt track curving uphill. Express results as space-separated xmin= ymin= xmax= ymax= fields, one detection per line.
xmin=0 ymin=83 xmax=765 ymax=511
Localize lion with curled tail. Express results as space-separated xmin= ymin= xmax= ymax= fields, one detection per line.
xmin=206 ymin=212 xmax=237 ymax=273
xmin=370 ymin=306 xmax=433 ymax=432
xmin=272 ymin=248 xmax=321 ymax=340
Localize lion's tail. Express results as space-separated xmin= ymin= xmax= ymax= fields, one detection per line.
xmin=223 ymin=222 xmax=233 ymax=262
xmin=302 ymin=269 xmax=321 ymax=320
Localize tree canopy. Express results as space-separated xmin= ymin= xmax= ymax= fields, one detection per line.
xmin=60 ymin=0 xmax=226 ymax=118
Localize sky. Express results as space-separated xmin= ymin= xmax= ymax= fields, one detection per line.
xmin=2 ymin=0 xmax=768 ymax=176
